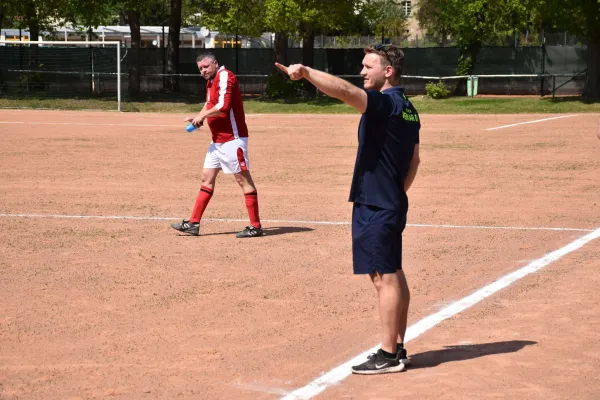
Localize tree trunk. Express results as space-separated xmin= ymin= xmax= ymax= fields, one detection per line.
xmin=453 ymin=44 xmax=480 ymax=97
xmin=23 ymin=1 xmax=38 ymax=44
xmin=583 ymin=33 xmax=600 ymax=99
xmin=167 ymin=0 xmax=182 ymax=92
xmin=300 ymin=24 xmax=315 ymax=94
xmin=274 ymin=32 xmax=288 ymax=66
xmin=126 ymin=10 xmax=141 ymax=97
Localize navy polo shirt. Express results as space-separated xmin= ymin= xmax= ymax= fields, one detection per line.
xmin=348 ymin=87 xmax=420 ymax=212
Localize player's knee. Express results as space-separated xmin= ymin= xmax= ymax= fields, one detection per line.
xmin=234 ymin=173 xmax=245 ymax=185
xmin=370 ymin=272 xmax=383 ymax=291
xmin=201 ymin=174 xmax=217 ymax=186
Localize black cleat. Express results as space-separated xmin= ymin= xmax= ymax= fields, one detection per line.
xmin=397 ymin=345 xmax=411 ymax=366
xmin=352 ymin=349 xmax=405 ymax=375
xmin=236 ymin=226 xmax=264 ymax=238
xmin=171 ymin=219 xmax=200 ymax=236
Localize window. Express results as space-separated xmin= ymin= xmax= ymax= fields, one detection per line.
xmin=401 ymin=1 xmax=412 ymax=16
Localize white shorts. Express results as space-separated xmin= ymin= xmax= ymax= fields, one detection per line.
xmin=203 ymin=137 xmax=250 ymax=174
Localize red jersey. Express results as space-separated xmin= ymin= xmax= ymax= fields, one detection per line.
xmin=205 ymin=66 xmax=249 ymax=143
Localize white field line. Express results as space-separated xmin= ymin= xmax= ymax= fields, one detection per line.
xmin=282 ymin=226 xmax=600 ymax=400
xmin=0 ymin=213 xmax=594 ymax=232
xmin=0 ymin=121 xmax=181 ymax=128
xmin=485 ymin=115 xmax=577 ymax=131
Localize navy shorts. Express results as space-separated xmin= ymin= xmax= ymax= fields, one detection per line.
xmin=352 ymin=203 xmax=407 ymax=275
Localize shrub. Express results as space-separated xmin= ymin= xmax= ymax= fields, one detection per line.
xmin=265 ymin=72 xmax=303 ymax=98
xmin=425 ymin=81 xmax=451 ymax=99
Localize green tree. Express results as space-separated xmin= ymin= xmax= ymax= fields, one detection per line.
xmin=362 ymin=0 xmax=410 ymax=41
xmin=415 ymin=0 xmax=453 ymax=45
xmin=536 ymin=0 xmax=600 ymax=98
xmin=198 ymin=0 xmax=266 ymax=37
xmin=3 ymin=0 xmax=63 ymax=43
xmin=167 ymin=0 xmax=183 ymax=92
xmin=416 ymin=0 xmax=531 ymax=94
xmin=264 ymin=0 xmax=362 ymax=93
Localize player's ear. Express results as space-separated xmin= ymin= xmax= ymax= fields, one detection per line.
xmin=385 ymin=65 xmax=394 ymax=79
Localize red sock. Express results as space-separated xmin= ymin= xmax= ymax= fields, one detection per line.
xmin=189 ymin=186 xmax=213 ymax=223
xmin=244 ymin=190 xmax=261 ymax=229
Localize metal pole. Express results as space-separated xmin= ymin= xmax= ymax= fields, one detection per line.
xmin=162 ymin=24 xmax=166 ymax=89
xmin=117 ymin=44 xmax=121 ymax=112
xmin=235 ymin=32 xmax=239 ymax=74
xmin=540 ymin=28 xmax=546 ymax=97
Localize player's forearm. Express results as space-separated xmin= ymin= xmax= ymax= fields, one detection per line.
xmin=198 ymin=105 xmax=224 ymax=120
xmin=303 ymin=67 xmax=362 ymax=105
xmin=404 ymin=160 xmax=420 ymax=192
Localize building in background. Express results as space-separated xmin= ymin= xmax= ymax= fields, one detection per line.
xmin=402 ymin=0 xmax=425 ymax=42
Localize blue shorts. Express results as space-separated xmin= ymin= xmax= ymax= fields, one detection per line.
xmin=352 ymin=203 xmax=407 ymax=275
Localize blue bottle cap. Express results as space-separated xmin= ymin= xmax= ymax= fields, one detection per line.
xmin=186 ymin=123 xmax=197 ymax=132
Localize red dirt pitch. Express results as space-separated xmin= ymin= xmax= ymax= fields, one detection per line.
xmin=1 ymin=110 xmax=599 ymax=399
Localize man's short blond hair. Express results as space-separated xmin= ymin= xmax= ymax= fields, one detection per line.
xmin=364 ymin=44 xmax=404 ymax=80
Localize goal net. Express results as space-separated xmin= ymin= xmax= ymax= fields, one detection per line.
xmin=0 ymin=40 xmax=122 ymax=111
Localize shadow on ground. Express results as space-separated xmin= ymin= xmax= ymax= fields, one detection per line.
xmin=409 ymin=340 xmax=537 ymax=369
xmin=179 ymin=226 xmax=314 ymax=237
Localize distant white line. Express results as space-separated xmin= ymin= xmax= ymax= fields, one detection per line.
xmin=0 ymin=121 xmax=180 ymax=128
xmin=409 ymin=223 xmax=593 ymax=232
xmin=282 ymin=226 xmax=600 ymax=400
xmin=0 ymin=213 xmax=593 ymax=232
xmin=485 ymin=115 xmax=576 ymax=131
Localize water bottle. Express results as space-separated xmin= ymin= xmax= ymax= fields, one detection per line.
xmin=185 ymin=123 xmax=197 ymax=132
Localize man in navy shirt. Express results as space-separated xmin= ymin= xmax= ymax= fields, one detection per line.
xmin=276 ymin=43 xmax=420 ymax=375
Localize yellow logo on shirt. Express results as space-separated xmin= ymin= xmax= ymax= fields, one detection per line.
xmin=402 ymin=109 xmax=419 ymax=122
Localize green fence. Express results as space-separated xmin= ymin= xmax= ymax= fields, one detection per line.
xmin=0 ymin=45 xmax=589 ymax=98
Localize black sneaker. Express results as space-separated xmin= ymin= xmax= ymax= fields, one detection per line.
xmin=397 ymin=345 xmax=411 ymax=366
xmin=352 ymin=349 xmax=405 ymax=375
xmin=367 ymin=345 xmax=410 ymax=365
xmin=171 ymin=219 xmax=199 ymax=236
xmin=236 ymin=226 xmax=264 ymax=238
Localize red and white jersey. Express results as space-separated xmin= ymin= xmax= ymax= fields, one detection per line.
xmin=205 ymin=66 xmax=249 ymax=143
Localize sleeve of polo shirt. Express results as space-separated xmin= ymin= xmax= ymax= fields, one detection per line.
xmin=214 ymin=69 xmax=234 ymax=113
xmin=364 ymin=90 xmax=398 ymax=117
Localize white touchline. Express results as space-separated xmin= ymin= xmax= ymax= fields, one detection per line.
xmin=281 ymin=226 xmax=600 ymax=400
xmin=0 ymin=121 xmax=182 ymax=128
xmin=485 ymin=115 xmax=576 ymax=131
xmin=0 ymin=213 xmax=594 ymax=232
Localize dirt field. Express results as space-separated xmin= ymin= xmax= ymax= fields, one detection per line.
xmin=1 ymin=110 xmax=599 ymax=399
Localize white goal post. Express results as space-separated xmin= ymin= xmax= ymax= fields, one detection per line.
xmin=0 ymin=40 xmax=122 ymax=111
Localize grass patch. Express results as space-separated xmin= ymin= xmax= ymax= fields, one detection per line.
xmin=1 ymin=94 xmax=599 ymax=114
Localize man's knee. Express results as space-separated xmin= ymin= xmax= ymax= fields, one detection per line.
xmin=235 ymin=171 xmax=256 ymax=190
xmin=201 ymin=169 xmax=218 ymax=186
xmin=370 ymin=272 xmax=383 ymax=291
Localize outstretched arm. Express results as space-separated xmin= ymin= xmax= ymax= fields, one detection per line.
xmin=275 ymin=63 xmax=367 ymax=113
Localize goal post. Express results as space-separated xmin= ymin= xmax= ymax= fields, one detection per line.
xmin=0 ymin=40 xmax=122 ymax=111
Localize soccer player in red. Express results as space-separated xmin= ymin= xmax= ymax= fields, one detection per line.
xmin=171 ymin=53 xmax=263 ymax=238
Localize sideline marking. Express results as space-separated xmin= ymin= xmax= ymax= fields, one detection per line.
xmin=0 ymin=121 xmax=181 ymax=128
xmin=485 ymin=115 xmax=576 ymax=131
xmin=0 ymin=213 xmax=593 ymax=232
xmin=281 ymin=226 xmax=600 ymax=400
